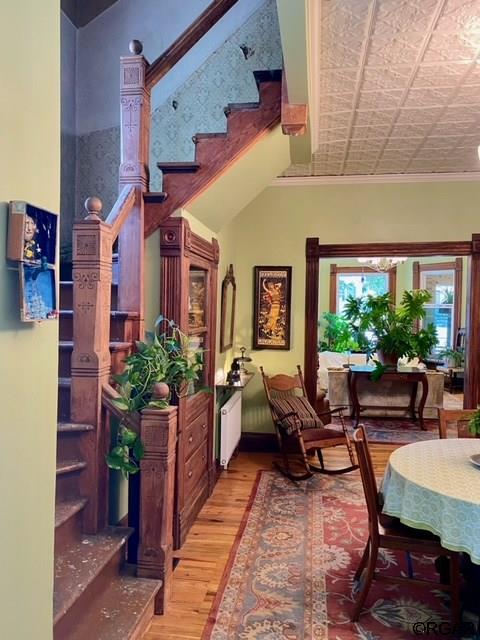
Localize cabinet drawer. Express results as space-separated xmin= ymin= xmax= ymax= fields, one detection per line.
xmin=184 ymin=441 xmax=208 ymax=497
xmin=184 ymin=409 xmax=208 ymax=460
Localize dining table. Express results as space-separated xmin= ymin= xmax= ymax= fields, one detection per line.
xmin=381 ymin=438 xmax=480 ymax=565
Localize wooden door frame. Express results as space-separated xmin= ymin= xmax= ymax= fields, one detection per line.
xmin=305 ymin=236 xmax=480 ymax=409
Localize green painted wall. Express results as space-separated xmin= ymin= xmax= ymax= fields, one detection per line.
xmin=223 ymin=181 xmax=480 ymax=433
xmin=0 ymin=2 xmax=59 ymax=638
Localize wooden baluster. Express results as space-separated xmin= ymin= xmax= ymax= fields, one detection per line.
xmin=118 ymin=39 xmax=150 ymax=326
xmin=136 ymin=403 xmax=178 ymax=614
xmin=71 ymin=197 xmax=113 ymax=534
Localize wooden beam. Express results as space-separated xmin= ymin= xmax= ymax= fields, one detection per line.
xmin=464 ymin=235 xmax=480 ymax=408
xmin=105 ymin=184 xmax=136 ymax=242
xmin=145 ymin=0 xmax=239 ymax=89
xmin=305 ymin=238 xmax=319 ymax=405
xmin=311 ymin=241 xmax=472 ymax=259
xmin=281 ymin=69 xmax=307 ymax=136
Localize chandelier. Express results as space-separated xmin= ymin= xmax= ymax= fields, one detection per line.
xmin=357 ymin=257 xmax=407 ymax=272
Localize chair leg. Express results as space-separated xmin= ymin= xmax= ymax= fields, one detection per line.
xmin=351 ymin=543 xmax=378 ymax=622
xmin=449 ymin=553 xmax=461 ymax=629
xmin=354 ymin=538 xmax=371 ymax=583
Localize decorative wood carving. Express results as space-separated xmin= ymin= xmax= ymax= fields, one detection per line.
xmin=281 ymin=69 xmax=307 ymax=136
xmin=118 ymin=43 xmax=150 ymax=319
xmin=71 ymin=199 xmax=113 ymax=534
xmin=137 ymin=405 xmax=178 ymax=614
xmin=159 ymin=217 xmax=218 ymax=549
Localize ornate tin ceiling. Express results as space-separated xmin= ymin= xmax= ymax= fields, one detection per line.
xmin=284 ymin=0 xmax=480 ymax=177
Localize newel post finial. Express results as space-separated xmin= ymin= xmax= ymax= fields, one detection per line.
xmin=129 ymin=39 xmax=143 ymax=55
xmin=84 ymin=196 xmax=103 ymax=221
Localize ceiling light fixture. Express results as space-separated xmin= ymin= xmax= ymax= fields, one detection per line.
xmin=357 ymin=257 xmax=408 ymax=272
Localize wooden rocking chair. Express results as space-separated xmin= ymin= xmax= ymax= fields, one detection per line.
xmin=261 ymin=365 xmax=358 ymax=481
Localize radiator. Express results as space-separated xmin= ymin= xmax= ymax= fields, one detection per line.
xmin=220 ymin=391 xmax=242 ymax=469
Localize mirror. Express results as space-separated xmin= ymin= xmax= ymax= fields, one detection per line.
xmin=220 ymin=264 xmax=236 ymax=352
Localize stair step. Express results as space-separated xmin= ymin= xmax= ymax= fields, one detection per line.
xmin=57 ymin=460 xmax=87 ymax=476
xmin=55 ymin=498 xmax=88 ymax=530
xmin=59 ymin=310 xmax=140 ymax=342
xmin=143 ymin=191 xmax=168 ymax=204
xmin=193 ymin=132 xmax=227 ymax=142
xmin=56 ymin=570 xmax=160 ymax=640
xmin=156 ymin=161 xmax=200 ymax=174
xmin=57 ymin=422 xmax=94 ymax=433
xmin=54 ymin=527 xmax=132 ymax=627
xmin=59 ymin=340 xmax=131 ymax=352
xmin=224 ymin=101 xmax=259 ymax=115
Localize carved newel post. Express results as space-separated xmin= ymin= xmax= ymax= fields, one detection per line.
xmin=71 ymin=197 xmax=113 ymax=533
xmin=118 ymin=39 xmax=151 ymax=322
xmin=137 ymin=384 xmax=178 ymax=614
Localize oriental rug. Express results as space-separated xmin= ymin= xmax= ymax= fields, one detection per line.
xmin=340 ymin=417 xmax=446 ymax=445
xmin=202 ymin=471 xmax=456 ymax=640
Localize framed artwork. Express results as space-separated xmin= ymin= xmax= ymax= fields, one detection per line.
xmin=253 ymin=266 xmax=292 ymax=350
xmin=7 ymin=201 xmax=58 ymax=322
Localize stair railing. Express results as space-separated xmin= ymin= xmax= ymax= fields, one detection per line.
xmin=71 ymin=0 xmax=241 ymax=614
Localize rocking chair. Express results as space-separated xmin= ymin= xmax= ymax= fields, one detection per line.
xmin=261 ymin=365 xmax=358 ymax=481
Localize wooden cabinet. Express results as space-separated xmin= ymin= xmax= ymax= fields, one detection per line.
xmin=159 ymin=218 xmax=219 ymax=549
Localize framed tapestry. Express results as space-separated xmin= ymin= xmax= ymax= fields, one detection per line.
xmin=253 ymin=266 xmax=292 ymax=350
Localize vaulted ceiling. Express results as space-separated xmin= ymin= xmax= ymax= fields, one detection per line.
xmin=61 ymin=0 xmax=119 ymax=27
xmin=285 ymin=0 xmax=480 ymax=177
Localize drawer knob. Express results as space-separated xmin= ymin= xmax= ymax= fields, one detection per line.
xmin=202 ymin=423 xmax=206 ymax=430
xmin=188 ymin=435 xmax=193 ymax=443
xmin=188 ymin=470 xmax=193 ymax=479
xmin=202 ymin=454 xmax=206 ymax=461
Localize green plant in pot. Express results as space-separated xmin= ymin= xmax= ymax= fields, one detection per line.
xmin=106 ymin=316 xmax=205 ymax=477
xmin=343 ymin=289 xmax=438 ymax=377
xmin=318 ymin=312 xmax=366 ymax=353
xmin=438 ymin=347 xmax=464 ymax=368
xmin=469 ymin=409 xmax=480 ymax=437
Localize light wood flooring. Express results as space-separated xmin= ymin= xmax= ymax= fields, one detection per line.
xmin=143 ymin=444 xmax=398 ymax=640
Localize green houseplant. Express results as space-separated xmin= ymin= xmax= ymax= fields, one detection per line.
xmin=106 ymin=316 xmax=205 ymax=477
xmin=343 ymin=289 xmax=438 ymax=373
xmin=469 ymin=409 xmax=480 ymax=437
xmin=438 ymin=347 xmax=464 ymax=368
xmin=318 ymin=312 xmax=363 ymax=353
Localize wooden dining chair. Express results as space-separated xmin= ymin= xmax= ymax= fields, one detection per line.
xmin=260 ymin=365 xmax=357 ymax=481
xmin=438 ymin=408 xmax=477 ymax=439
xmin=351 ymin=425 xmax=461 ymax=626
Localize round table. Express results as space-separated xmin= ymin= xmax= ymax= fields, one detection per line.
xmin=381 ymin=438 xmax=480 ymax=564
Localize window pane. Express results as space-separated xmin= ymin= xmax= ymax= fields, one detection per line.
xmin=421 ymin=270 xmax=454 ymax=304
xmin=337 ymin=273 xmax=389 ymax=315
xmin=420 ymin=269 xmax=455 ymax=349
xmin=424 ymin=306 xmax=453 ymax=350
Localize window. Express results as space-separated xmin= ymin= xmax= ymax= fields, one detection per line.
xmin=330 ymin=265 xmax=395 ymax=315
xmin=413 ymin=260 xmax=462 ymax=351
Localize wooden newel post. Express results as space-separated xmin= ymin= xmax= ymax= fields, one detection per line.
xmin=71 ymin=197 xmax=113 ymax=533
xmin=137 ymin=404 xmax=178 ymax=614
xmin=118 ymin=39 xmax=150 ymax=322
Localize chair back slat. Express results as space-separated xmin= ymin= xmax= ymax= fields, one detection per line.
xmin=438 ymin=408 xmax=477 ymax=439
xmin=353 ymin=426 xmax=380 ymax=542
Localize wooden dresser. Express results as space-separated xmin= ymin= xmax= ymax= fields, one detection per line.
xmin=159 ymin=217 xmax=219 ymax=549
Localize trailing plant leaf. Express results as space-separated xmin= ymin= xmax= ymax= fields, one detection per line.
xmin=370 ymin=361 xmax=387 ymax=382
xmin=469 ymin=409 xmax=480 ymax=436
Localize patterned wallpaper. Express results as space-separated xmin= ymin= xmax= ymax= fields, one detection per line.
xmin=71 ymin=0 xmax=282 ymax=232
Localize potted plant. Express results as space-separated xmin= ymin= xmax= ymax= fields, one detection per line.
xmin=469 ymin=409 xmax=480 ymax=437
xmin=106 ymin=316 xmax=205 ymax=477
xmin=343 ymin=289 xmax=438 ymax=371
xmin=438 ymin=347 xmax=464 ymax=369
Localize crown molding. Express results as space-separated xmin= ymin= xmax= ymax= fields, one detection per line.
xmin=271 ymin=172 xmax=480 ymax=186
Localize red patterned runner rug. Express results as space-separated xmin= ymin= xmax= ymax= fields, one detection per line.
xmin=202 ymin=471 xmax=453 ymax=639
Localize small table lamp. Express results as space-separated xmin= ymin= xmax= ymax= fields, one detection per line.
xmin=237 ymin=346 xmax=252 ymax=374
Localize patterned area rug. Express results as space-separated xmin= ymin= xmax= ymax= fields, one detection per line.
xmin=203 ymin=472 xmax=456 ymax=640
xmin=340 ymin=417 xmax=445 ymax=445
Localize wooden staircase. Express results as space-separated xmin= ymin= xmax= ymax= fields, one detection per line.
xmin=144 ymin=69 xmax=282 ymax=237
xmin=53 ymin=281 xmax=160 ymax=640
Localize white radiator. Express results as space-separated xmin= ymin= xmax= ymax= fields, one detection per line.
xmin=220 ymin=391 xmax=242 ymax=469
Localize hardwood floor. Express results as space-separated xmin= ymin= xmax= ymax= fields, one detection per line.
xmin=143 ymin=443 xmax=399 ymax=640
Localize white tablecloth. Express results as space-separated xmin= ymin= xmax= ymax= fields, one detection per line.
xmin=382 ymin=438 xmax=480 ymax=564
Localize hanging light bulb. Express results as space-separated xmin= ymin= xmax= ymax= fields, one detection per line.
xmin=357 ymin=257 xmax=407 ymax=272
